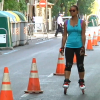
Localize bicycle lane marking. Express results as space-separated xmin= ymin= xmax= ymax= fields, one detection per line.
xmin=35 ymin=39 xmax=53 ymax=45
xmin=3 ymin=50 xmax=19 ymax=55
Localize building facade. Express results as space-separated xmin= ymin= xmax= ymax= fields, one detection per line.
xmin=28 ymin=0 xmax=54 ymax=30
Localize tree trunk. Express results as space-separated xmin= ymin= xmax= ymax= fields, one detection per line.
xmin=54 ymin=0 xmax=59 ymax=4
xmin=65 ymin=6 xmax=67 ymax=16
xmin=0 ymin=0 xmax=4 ymax=11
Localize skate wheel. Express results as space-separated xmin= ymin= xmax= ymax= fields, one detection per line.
xmin=82 ymin=89 xmax=85 ymax=94
xmin=64 ymin=88 xmax=67 ymax=95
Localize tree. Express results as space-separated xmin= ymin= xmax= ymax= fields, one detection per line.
xmin=91 ymin=0 xmax=99 ymax=15
xmin=3 ymin=0 xmax=27 ymax=13
xmin=77 ymin=0 xmax=95 ymax=16
xmin=0 ymin=0 xmax=4 ymax=11
xmin=4 ymin=0 xmax=20 ymax=11
xmin=25 ymin=0 xmax=29 ymax=3
xmin=62 ymin=0 xmax=77 ymax=16
xmin=48 ymin=0 xmax=62 ymax=16
xmin=48 ymin=0 xmax=78 ymax=17
xmin=19 ymin=0 xmax=27 ymax=13
xmin=49 ymin=0 xmax=95 ymax=17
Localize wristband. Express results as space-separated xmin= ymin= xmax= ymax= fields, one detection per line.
xmin=59 ymin=47 xmax=64 ymax=52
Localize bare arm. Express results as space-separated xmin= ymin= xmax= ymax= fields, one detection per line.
xmin=61 ymin=22 xmax=67 ymax=48
xmin=82 ymin=21 xmax=86 ymax=47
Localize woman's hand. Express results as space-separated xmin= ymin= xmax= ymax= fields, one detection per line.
xmin=60 ymin=47 xmax=64 ymax=56
xmin=80 ymin=46 xmax=85 ymax=56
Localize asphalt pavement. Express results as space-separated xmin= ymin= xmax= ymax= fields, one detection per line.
xmin=0 ymin=27 xmax=100 ymax=100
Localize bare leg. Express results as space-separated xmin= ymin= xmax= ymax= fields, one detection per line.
xmin=79 ymin=72 xmax=85 ymax=79
xmin=65 ymin=71 xmax=71 ymax=79
xmin=63 ymin=71 xmax=71 ymax=88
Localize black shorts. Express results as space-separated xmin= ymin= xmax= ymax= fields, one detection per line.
xmin=65 ymin=47 xmax=84 ymax=65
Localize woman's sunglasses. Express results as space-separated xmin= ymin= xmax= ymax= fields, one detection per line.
xmin=69 ymin=10 xmax=76 ymax=12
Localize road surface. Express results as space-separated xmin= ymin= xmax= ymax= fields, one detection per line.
xmin=0 ymin=27 xmax=100 ymax=100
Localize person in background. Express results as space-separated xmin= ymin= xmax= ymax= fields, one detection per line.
xmin=55 ymin=14 xmax=64 ymax=37
xmin=32 ymin=13 xmax=35 ymax=23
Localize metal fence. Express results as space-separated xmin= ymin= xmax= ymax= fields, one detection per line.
xmin=27 ymin=23 xmax=49 ymax=40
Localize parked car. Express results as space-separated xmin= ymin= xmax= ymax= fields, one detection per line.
xmin=62 ymin=16 xmax=72 ymax=23
xmin=62 ymin=16 xmax=72 ymax=29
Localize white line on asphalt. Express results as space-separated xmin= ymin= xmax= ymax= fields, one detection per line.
xmin=40 ymin=75 xmax=48 ymax=77
xmin=35 ymin=39 xmax=53 ymax=44
xmin=21 ymin=94 xmax=29 ymax=98
xmin=40 ymin=81 xmax=56 ymax=85
xmin=0 ymin=43 xmax=60 ymax=69
xmin=48 ymin=73 xmax=53 ymax=77
xmin=3 ymin=50 xmax=19 ymax=55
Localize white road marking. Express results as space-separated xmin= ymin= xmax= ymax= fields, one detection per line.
xmin=40 ymin=81 xmax=56 ymax=84
xmin=0 ymin=43 xmax=60 ymax=70
xmin=35 ymin=39 xmax=53 ymax=44
xmin=20 ymin=74 xmax=54 ymax=97
xmin=21 ymin=94 xmax=29 ymax=97
xmin=48 ymin=73 xmax=53 ymax=77
xmin=4 ymin=50 xmax=19 ymax=55
xmin=40 ymin=75 xmax=48 ymax=77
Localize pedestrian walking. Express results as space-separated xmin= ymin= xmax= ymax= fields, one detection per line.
xmin=60 ymin=5 xmax=86 ymax=94
xmin=32 ymin=14 xmax=35 ymax=23
xmin=55 ymin=14 xmax=64 ymax=37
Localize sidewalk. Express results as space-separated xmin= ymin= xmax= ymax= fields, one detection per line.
xmin=28 ymin=26 xmax=100 ymax=40
xmin=28 ymin=31 xmax=56 ymax=40
xmin=0 ymin=26 xmax=99 ymax=53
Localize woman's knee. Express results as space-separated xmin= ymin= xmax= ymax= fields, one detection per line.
xmin=65 ymin=63 xmax=73 ymax=71
xmin=77 ymin=64 xmax=85 ymax=72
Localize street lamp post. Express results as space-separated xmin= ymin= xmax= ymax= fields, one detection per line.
xmin=46 ymin=0 xmax=48 ymax=33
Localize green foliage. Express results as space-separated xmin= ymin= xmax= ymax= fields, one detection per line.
xmin=19 ymin=0 xmax=27 ymax=13
xmin=3 ymin=0 xmax=95 ymax=17
xmin=48 ymin=0 xmax=77 ymax=17
xmin=77 ymin=0 xmax=95 ymax=15
xmin=62 ymin=0 xmax=77 ymax=16
xmin=4 ymin=0 xmax=20 ymax=11
xmin=52 ymin=0 xmax=62 ymax=16
xmin=0 ymin=0 xmax=2 ymax=2
xmin=3 ymin=0 xmax=27 ymax=12
xmin=49 ymin=0 xmax=95 ymax=17
xmin=48 ymin=0 xmax=61 ymax=16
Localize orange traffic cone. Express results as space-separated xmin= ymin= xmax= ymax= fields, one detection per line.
xmin=0 ymin=67 xmax=14 ymax=100
xmin=92 ymin=32 xmax=99 ymax=46
xmin=25 ymin=58 xmax=43 ymax=94
xmin=97 ymin=29 xmax=100 ymax=42
xmin=54 ymin=51 xmax=65 ymax=76
xmin=73 ymin=54 xmax=77 ymax=64
xmin=86 ymin=34 xmax=93 ymax=50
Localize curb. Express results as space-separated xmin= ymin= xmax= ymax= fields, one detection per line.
xmin=0 ymin=47 xmax=13 ymax=50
